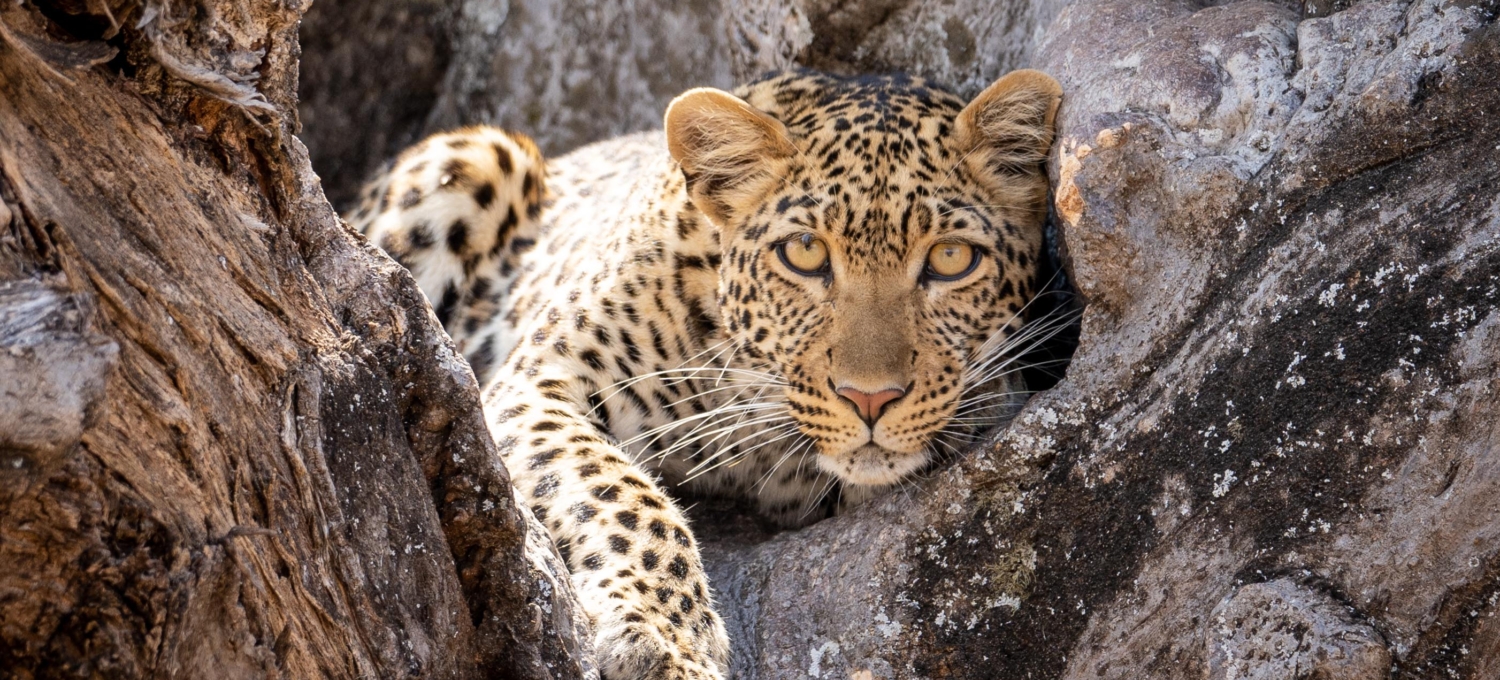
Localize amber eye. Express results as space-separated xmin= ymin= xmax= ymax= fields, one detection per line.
xmin=925 ymin=242 xmax=980 ymax=281
xmin=777 ymin=234 xmax=831 ymax=276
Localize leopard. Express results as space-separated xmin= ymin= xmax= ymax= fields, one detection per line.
xmin=343 ymin=68 xmax=1063 ymax=680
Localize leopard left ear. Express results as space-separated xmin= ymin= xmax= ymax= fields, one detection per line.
xmin=955 ymin=69 xmax=1063 ymax=176
xmin=665 ymin=88 xmax=796 ymax=226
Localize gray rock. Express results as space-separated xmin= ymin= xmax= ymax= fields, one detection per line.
xmin=297 ymin=0 xmax=1500 ymax=677
xmin=1205 ymin=578 xmax=1390 ymax=680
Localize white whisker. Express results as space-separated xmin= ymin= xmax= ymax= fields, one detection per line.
xmin=645 ymin=412 xmax=793 ymax=460
xmin=799 ymin=474 xmax=841 ymax=521
xmin=963 ymin=307 xmax=1081 ymax=386
xmin=682 ymin=426 xmax=803 ymax=480
xmin=619 ymin=398 xmax=785 ymax=449
xmin=752 ymin=435 xmax=815 ymax=492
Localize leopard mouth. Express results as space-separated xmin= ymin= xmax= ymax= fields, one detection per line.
xmin=817 ymin=443 xmax=930 ymax=487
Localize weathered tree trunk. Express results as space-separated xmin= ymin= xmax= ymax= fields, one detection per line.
xmin=0 ymin=1 xmax=591 ymax=677
xmin=298 ymin=1 xmax=1500 ymax=678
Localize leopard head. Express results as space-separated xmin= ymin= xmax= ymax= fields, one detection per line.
xmin=665 ymin=69 xmax=1061 ymax=488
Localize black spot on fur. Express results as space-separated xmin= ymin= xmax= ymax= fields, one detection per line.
xmin=615 ymin=510 xmax=639 ymax=530
xmin=571 ymin=502 xmax=599 ymax=522
xmin=668 ymin=555 xmax=689 ymax=579
xmin=500 ymin=205 xmax=518 ymax=236
xmin=473 ymin=182 xmax=495 ymax=209
xmin=522 ymin=172 xmax=542 ymax=219
xmin=580 ymin=349 xmax=607 ymax=371
xmin=683 ymin=295 xmax=718 ymax=340
xmin=532 ymin=473 xmax=559 ymax=499
xmin=528 ymin=448 xmax=563 ymax=470
xmin=434 ymin=282 xmax=460 ymax=326
xmin=493 ymin=144 xmax=513 ymax=175
xmin=398 ymin=187 xmax=422 ymax=209
xmin=447 ymin=219 xmax=469 ymax=254
xmin=608 ymin=535 xmax=631 ymax=554
xmin=440 ymin=159 xmax=471 ymax=187
xmin=586 ymin=390 xmax=612 ymax=431
xmin=407 ymin=222 xmax=436 ymax=250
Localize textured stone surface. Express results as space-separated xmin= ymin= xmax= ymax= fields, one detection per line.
xmin=294 ymin=0 xmax=1496 ymax=677
xmin=299 ymin=0 xmax=1066 ymax=208
xmin=1205 ymin=578 xmax=1391 ymax=680
xmin=301 ymin=0 xmax=736 ymax=208
xmin=675 ymin=1 xmax=1495 ymax=678
xmin=298 ymin=0 xmax=457 ymax=209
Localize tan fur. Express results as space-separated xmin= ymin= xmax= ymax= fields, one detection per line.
xmin=956 ymin=69 xmax=1063 ymax=213
xmin=665 ymin=88 xmax=796 ymax=225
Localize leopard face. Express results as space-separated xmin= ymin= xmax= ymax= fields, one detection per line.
xmin=666 ymin=70 xmax=1061 ymax=487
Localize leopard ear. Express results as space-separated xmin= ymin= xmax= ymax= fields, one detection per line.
xmin=955 ymin=69 xmax=1062 ymax=177
xmin=665 ymin=88 xmax=796 ymax=226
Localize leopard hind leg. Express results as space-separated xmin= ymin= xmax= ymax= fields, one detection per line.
xmin=344 ymin=126 xmax=548 ymax=382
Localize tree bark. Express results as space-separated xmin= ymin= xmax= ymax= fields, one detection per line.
xmin=0 ymin=2 xmax=591 ymax=678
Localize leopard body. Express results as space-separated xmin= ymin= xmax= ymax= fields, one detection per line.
xmin=346 ymin=68 xmax=1062 ymax=680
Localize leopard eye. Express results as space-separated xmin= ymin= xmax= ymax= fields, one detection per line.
xmin=777 ymin=234 xmax=830 ymax=276
xmin=925 ymin=242 xmax=980 ymax=281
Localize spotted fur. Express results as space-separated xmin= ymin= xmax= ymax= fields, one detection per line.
xmin=345 ymin=69 xmax=1062 ymax=680
xmin=348 ymin=126 xmax=548 ymax=373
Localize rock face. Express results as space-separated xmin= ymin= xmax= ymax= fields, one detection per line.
xmin=299 ymin=0 xmax=736 ymax=209
xmin=298 ymin=0 xmax=1068 ymax=209
xmin=1204 ymin=578 xmax=1391 ymax=680
xmin=302 ymin=0 xmax=1500 ymax=677
xmin=0 ymin=1 xmax=590 ymax=677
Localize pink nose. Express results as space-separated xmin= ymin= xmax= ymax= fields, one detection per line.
xmin=835 ymin=387 xmax=907 ymax=426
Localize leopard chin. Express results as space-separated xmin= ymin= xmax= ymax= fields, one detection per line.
xmin=818 ymin=443 xmax=931 ymax=487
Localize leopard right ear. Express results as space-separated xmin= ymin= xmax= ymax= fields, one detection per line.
xmin=954 ymin=69 xmax=1062 ymax=176
xmin=665 ymin=88 xmax=796 ymax=226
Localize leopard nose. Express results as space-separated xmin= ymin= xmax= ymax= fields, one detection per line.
xmin=835 ymin=386 xmax=907 ymax=426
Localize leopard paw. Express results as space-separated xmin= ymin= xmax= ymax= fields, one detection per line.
xmin=594 ymin=619 xmax=725 ymax=680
